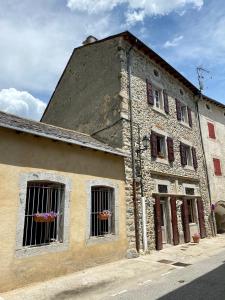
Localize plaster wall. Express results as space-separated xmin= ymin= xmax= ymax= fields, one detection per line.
xmin=0 ymin=128 xmax=127 ymax=292
xmin=199 ymin=101 xmax=225 ymax=204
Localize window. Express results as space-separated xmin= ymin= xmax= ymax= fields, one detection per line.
xmin=153 ymin=88 xmax=163 ymax=110
xmin=181 ymin=105 xmax=188 ymax=123
xmin=23 ymin=182 xmax=65 ymax=247
xmin=187 ymin=199 xmax=196 ymax=223
xmin=208 ymin=122 xmax=216 ymax=139
xmin=156 ymin=134 xmax=166 ymax=158
xmin=90 ymin=186 xmax=115 ymax=237
xmin=213 ymin=158 xmax=222 ymax=176
xmin=185 ymin=146 xmax=193 ymax=166
xmin=185 ymin=187 xmax=195 ymax=196
xmin=180 ymin=143 xmax=197 ymax=168
xmin=158 ymin=184 xmax=168 ymax=193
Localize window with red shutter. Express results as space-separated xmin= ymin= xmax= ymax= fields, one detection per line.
xmin=213 ymin=158 xmax=222 ymax=176
xmin=208 ymin=122 xmax=216 ymax=139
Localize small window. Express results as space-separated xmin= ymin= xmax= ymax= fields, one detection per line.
xmin=91 ymin=186 xmax=115 ymax=237
xmin=23 ymin=182 xmax=65 ymax=247
xmin=158 ymin=184 xmax=168 ymax=193
xmin=213 ymin=158 xmax=222 ymax=176
xmin=208 ymin=122 xmax=216 ymax=139
xmin=206 ymin=104 xmax=211 ymax=110
xmin=156 ymin=134 xmax=166 ymax=158
xmin=153 ymin=88 xmax=164 ymax=111
xmin=185 ymin=187 xmax=195 ymax=195
xmin=180 ymin=89 xmax=184 ymax=95
xmin=154 ymin=69 xmax=159 ymax=77
xmin=185 ymin=145 xmax=193 ymax=166
xmin=181 ymin=105 xmax=188 ymax=123
xmin=187 ymin=199 xmax=196 ymax=223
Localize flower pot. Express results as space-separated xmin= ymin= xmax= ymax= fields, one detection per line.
xmin=98 ymin=210 xmax=111 ymax=221
xmin=192 ymin=236 xmax=200 ymax=243
xmin=34 ymin=212 xmax=57 ymax=223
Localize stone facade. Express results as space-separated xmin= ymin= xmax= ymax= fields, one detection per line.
xmin=42 ymin=33 xmax=213 ymax=252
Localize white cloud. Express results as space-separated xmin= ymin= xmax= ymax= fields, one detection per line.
xmin=163 ymin=35 xmax=184 ymax=48
xmin=67 ymin=0 xmax=204 ymax=24
xmin=0 ymin=88 xmax=46 ymax=121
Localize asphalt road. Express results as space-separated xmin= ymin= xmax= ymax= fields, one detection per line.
xmin=109 ymin=249 xmax=225 ymax=300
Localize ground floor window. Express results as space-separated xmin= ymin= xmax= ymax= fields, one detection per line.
xmin=22 ymin=181 xmax=65 ymax=247
xmin=91 ymin=186 xmax=115 ymax=237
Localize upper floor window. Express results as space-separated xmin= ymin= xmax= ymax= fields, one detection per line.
xmin=158 ymin=184 xmax=168 ymax=193
xmin=208 ymin=122 xmax=216 ymax=139
xmin=146 ymin=79 xmax=169 ymax=114
xmin=176 ymin=99 xmax=193 ymax=127
xmin=90 ymin=186 xmax=115 ymax=237
xmin=23 ymin=181 xmax=65 ymax=247
xmin=150 ymin=131 xmax=175 ymax=163
xmin=180 ymin=142 xmax=198 ymax=169
xmin=213 ymin=158 xmax=222 ymax=176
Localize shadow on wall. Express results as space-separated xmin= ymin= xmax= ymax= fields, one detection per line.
xmin=158 ymin=262 xmax=225 ymax=300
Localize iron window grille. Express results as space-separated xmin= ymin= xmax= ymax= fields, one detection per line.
xmin=90 ymin=186 xmax=115 ymax=237
xmin=22 ymin=181 xmax=65 ymax=247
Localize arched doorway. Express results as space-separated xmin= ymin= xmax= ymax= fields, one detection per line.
xmin=214 ymin=201 xmax=225 ymax=233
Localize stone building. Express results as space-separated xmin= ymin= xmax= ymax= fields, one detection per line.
xmin=199 ymin=96 xmax=225 ymax=233
xmin=42 ymin=31 xmax=213 ymax=253
xmin=0 ymin=111 xmax=127 ymax=292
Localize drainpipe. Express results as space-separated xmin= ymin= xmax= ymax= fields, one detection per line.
xmin=127 ymin=43 xmax=140 ymax=253
xmin=137 ymin=125 xmax=148 ymax=252
xmin=196 ymin=93 xmax=216 ymax=236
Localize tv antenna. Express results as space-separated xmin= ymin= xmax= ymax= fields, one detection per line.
xmin=196 ymin=66 xmax=212 ymax=94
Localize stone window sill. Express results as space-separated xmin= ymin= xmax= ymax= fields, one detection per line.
xmin=156 ymin=157 xmax=169 ymax=165
xmin=86 ymin=234 xmax=118 ymax=246
xmin=184 ymin=165 xmax=194 ymax=171
xmin=152 ymin=106 xmax=168 ymax=118
xmin=179 ymin=121 xmax=192 ymax=130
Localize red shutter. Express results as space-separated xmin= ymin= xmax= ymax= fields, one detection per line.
xmin=188 ymin=107 xmax=193 ymax=127
xmin=163 ymin=90 xmax=169 ymax=114
xmin=197 ymin=199 xmax=206 ymax=238
xmin=181 ymin=199 xmax=190 ymax=243
xmin=170 ymin=197 xmax=179 ymax=245
xmin=180 ymin=143 xmax=187 ymax=166
xmin=192 ymin=147 xmax=198 ymax=169
xmin=167 ymin=137 xmax=175 ymax=162
xmin=208 ymin=122 xmax=216 ymax=139
xmin=146 ymin=79 xmax=154 ymax=105
xmin=155 ymin=197 xmax=163 ymax=250
xmin=213 ymin=158 xmax=222 ymax=176
xmin=150 ymin=131 xmax=158 ymax=158
xmin=176 ymin=99 xmax=182 ymax=121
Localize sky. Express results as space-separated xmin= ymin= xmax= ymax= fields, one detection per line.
xmin=0 ymin=0 xmax=225 ymax=120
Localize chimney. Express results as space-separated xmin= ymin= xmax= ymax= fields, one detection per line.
xmin=82 ymin=35 xmax=98 ymax=45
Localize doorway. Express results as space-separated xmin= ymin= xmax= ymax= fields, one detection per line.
xmin=160 ymin=198 xmax=171 ymax=244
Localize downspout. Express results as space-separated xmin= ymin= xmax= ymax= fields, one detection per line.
xmin=196 ymin=93 xmax=216 ymax=236
xmin=137 ymin=125 xmax=148 ymax=252
xmin=127 ymin=43 xmax=140 ymax=253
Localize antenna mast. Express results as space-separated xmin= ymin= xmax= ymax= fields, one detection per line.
xmin=196 ymin=66 xmax=211 ymax=94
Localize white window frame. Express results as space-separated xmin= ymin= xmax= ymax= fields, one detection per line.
xmin=180 ymin=138 xmax=194 ymax=169
xmin=16 ymin=172 xmax=72 ymax=258
xmin=153 ymin=87 xmax=164 ymax=111
xmin=86 ymin=180 xmax=119 ymax=245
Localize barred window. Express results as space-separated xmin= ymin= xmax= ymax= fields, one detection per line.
xmin=91 ymin=186 xmax=115 ymax=237
xmin=22 ymin=181 xmax=65 ymax=247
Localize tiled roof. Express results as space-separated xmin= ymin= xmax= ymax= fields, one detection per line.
xmin=0 ymin=111 xmax=126 ymax=157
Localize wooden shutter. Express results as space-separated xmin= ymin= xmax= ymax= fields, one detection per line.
xmin=181 ymin=199 xmax=190 ymax=243
xmin=170 ymin=197 xmax=179 ymax=245
xmin=192 ymin=147 xmax=198 ymax=169
xmin=154 ymin=196 xmax=163 ymax=250
xmin=163 ymin=90 xmax=169 ymax=114
xmin=180 ymin=142 xmax=187 ymax=166
xmin=197 ymin=199 xmax=206 ymax=238
xmin=208 ymin=122 xmax=216 ymax=139
xmin=213 ymin=158 xmax=222 ymax=176
xmin=176 ymin=99 xmax=182 ymax=121
xmin=146 ymin=79 xmax=154 ymax=105
xmin=167 ymin=137 xmax=175 ymax=162
xmin=150 ymin=131 xmax=158 ymax=158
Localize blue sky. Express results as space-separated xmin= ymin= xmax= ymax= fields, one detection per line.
xmin=0 ymin=0 xmax=225 ymax=120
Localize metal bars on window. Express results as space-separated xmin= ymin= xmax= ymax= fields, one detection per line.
xmin=23 ymin=182 xmax=65 ymax=247
xmin=90 ymin=186 xmax=114 ymax=237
